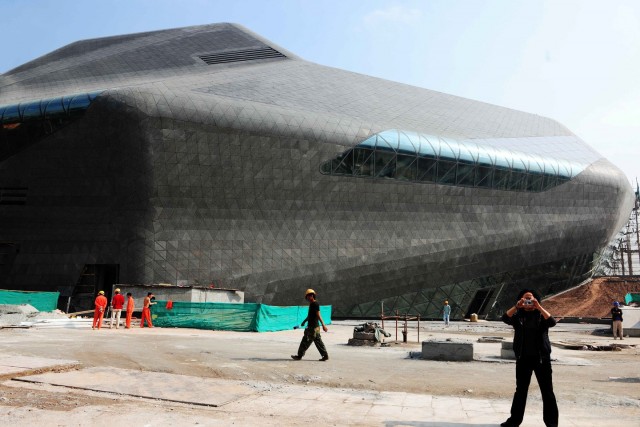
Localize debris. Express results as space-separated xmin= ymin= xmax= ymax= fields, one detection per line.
xmin=0 ymin=304 xmax=70 ymax=327
xmin=347 ymin=322 xmax=391 ymax=346
xmin=477 ymin=336 xmax=504 ymax=343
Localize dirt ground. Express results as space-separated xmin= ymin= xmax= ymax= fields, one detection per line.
xmin=0 ymin=320 xmax=638 ymax=425
xmin=543 ymin=277 xmax=640 ymax=318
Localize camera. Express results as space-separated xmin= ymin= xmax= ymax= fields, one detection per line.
xmin=524 ymin=299 xmax=533 ymax=306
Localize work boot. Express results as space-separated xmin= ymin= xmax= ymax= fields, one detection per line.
xmin=319 ymin=355 xmax=329 ymax=361
xmin=291 ymin=355 xmax=301 ymax=360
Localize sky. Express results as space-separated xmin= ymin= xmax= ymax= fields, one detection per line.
xmin=1 ymin=0 xmax=638 ymax=185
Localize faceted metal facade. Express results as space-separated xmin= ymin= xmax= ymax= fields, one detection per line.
xmin=0 ymin=23 xmax=633 ymax=317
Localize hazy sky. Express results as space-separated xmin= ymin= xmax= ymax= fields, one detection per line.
xmin=1 ymin=0 xmax=638 ymax=185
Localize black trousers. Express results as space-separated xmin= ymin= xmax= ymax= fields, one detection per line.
xmin=506 ymin=356 xmax=558 ymax=427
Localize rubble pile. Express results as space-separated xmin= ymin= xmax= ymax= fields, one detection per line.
xmin=347 ymin=322 xmax=391 ymax=346
xmin=0 ymin=304 xmax=69 ymax=327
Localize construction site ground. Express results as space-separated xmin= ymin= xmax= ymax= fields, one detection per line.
xmin=0 ymin=319 xmax=638 ymax=426
xmin=543 ymin=276 xmax=640 ymax=318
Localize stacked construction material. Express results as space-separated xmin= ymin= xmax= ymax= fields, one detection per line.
xmin=347 ymin=322 xmax=391 ymax=346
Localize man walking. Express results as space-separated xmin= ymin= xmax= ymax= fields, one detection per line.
xmin=92 ymin=290 xmax=108 ymax=330
xmin=140 ymin=292 xmax=154 ymax=328
xmin=501 ymin=289 xmax=558 ymax=427
xmin=109 ymin=288 xmax=125 ymax=329
xmin=125 ymin=292 xmax=135 ymax=329
xmin=611 ymin=301 xmax=624 ymax=340
xmin=291 ymin=289 xmax=329 ymax=361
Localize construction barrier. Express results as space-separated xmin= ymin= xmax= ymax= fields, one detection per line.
xmin=151 ymin=301 xmax=331 ymax=332
xmin=624 ymin=293 xmax=640 ymax=305
xmin=0 ymin=289 xmax=60 ymax=312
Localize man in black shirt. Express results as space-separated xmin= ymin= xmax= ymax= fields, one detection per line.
xmin=501 ymin=289 xmax=558 ymax=427
xmin=291 ymin=289 xmax=329 ymax=361
xmin=611 ymin=301 xmax=624 ymax=339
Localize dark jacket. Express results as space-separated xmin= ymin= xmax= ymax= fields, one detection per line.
xmin=502 ymin=310 xmax=556 ymax=361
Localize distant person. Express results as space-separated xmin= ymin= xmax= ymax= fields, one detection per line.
xmin=291 ymin=289 xmax=329 ymax=361
xmin=443 ymin=300 xmax=451 ymax=326
xmin=501 ymin=289 xmax=558 ymax=427
xmin=109 ymin=288 xmax=125 ymax=329
xmin=611 ymin=301 xmax=624 ymax=340
xmin=140 ymin=292 xmax=154 ymax=328
xmin=125 ymin=292 xmax=135 ymax=329
xmin=92 ymin=291 xmax=108 ymax=330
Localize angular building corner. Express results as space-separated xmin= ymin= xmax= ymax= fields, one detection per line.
xmin=0 ymin=23 xmax=633 ymax=318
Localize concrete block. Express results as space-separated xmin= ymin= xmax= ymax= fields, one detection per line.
xmin=353 ymin=331 xmax=376 ymax=341
xmin=501 ymin=341 xmax=515 ymax=359
xmin=421 ymin=339 xmax=473 ymax=361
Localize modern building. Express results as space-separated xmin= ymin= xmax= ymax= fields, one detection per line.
xmin=0 ymin=23 xmax=633 ymax=318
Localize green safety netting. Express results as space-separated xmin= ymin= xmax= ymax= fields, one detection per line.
xmin=151 ymin=301 xmax=332 ymax=332
xmin=0 ymin=290 xmax=59 ymax=312
xmin=624 ymin=293 xmax=640 ymax=305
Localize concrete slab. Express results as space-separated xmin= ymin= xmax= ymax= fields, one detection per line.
xmin=421 ymin=338 xmax=474 ymax=361
xmin=14 ymin=367 xmax=257 ymax=407
xmin=0 ymin=355 xmax=77 ymax=376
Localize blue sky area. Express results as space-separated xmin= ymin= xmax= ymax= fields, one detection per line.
xmin=1 ymin=0 xmax=638 ymax=184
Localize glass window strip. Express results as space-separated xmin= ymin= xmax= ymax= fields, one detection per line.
xmin=0 ymin=91 xmax=103 ymax=125
xmin=320 ymin=128 xmax=588 ymax=192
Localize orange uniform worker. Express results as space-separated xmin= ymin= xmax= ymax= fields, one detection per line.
xmin=92 ymin=290 xmax=108 ymax=330
xmin=125 ymin=292 xmax=135 ymax=329
xmin=140 ymin=292 xmax=154 ymax=328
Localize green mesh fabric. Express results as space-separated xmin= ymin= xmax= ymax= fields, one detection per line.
xmin=625 ymin=293 xmax=640 ymax=305
xmin=0 ymin=290 xmax=59 ymax=312
xmin=152 ymin=301 xmax=332 ymax=332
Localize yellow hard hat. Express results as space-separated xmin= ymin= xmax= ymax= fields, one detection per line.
xmin=305 ymin=288 xmax=316 ymax=297
xmin=115 ymin=288 xmax=120 ymax=293
xmin=98 ymin=290 xmax=105 ymax=295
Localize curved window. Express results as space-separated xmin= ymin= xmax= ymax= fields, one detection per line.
xmin=320 ymin=129 xmax=588 ymax=192
xmin=0 ymin=90 xmax=104 ymax=163
xmin=0 ymin=90 xmax=103 ymax=126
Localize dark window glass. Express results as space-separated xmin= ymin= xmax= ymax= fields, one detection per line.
xmin=508 ymin=172 xmax=526 ymax=191
xmin=88 ymin=91 xmax=103 ymax=101
xmin=68 ymin=94 xmax=91 ymax=115
xmin=44 ymin=98 xmax=65 ymax=118
xmin=22 ymin=101 xmax=42 ymax=121
xmin=542 ymin=174 xmax=558 ymax=190
xmin=456 ymin=162 xmax=476 ymax=186
xmin=493 ymin=168 xmax=510 ymax=190
xmin=333 ymin=150 xmax=354 ymax=175
xmin=437 ymin=160 xmax=457 ymax=185
xmin=1 ymin=105 xmax=20 ymax=124
xmin=526 ymin=174 xmax=544 ymax=192
xmin=396 ymin=154 xmax=417 ymax=181
xmin=375 ymin=151 xmax=396 ymax=178
xmin=475 ymin=166 xmax=493 ymax=188
xmin=353 ymin=148 xmax=374 ymax=177
xmin=417 ymin=156 xmax=436 ymax=182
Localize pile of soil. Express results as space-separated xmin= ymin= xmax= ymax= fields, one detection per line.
xmin=543 ymin=277 xmax=640 ymax=318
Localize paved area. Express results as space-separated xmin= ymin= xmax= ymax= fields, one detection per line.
xmin=0 ymin=355 xmax=77 ymax=376
xmin=0 ymin=321 xmax=638 ymax=426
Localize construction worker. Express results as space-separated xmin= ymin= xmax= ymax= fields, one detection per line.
xmin=140 ymin=292 xmax=154 ymax=328
xmin=92 ymin=291 xmax=108 ymax=330
xmin=109 ymin=288 xmax=125 ymax=329
xmin=125 ymin=292 xmax=135 ymax=329
xmin=291 ymin=289 xmax=329 ymax=361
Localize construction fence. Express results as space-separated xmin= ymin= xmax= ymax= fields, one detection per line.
xmin=0 ymin=289 xmax=59 ymax=312
xmin=151 ymin=301 xmax=332 ymax=332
